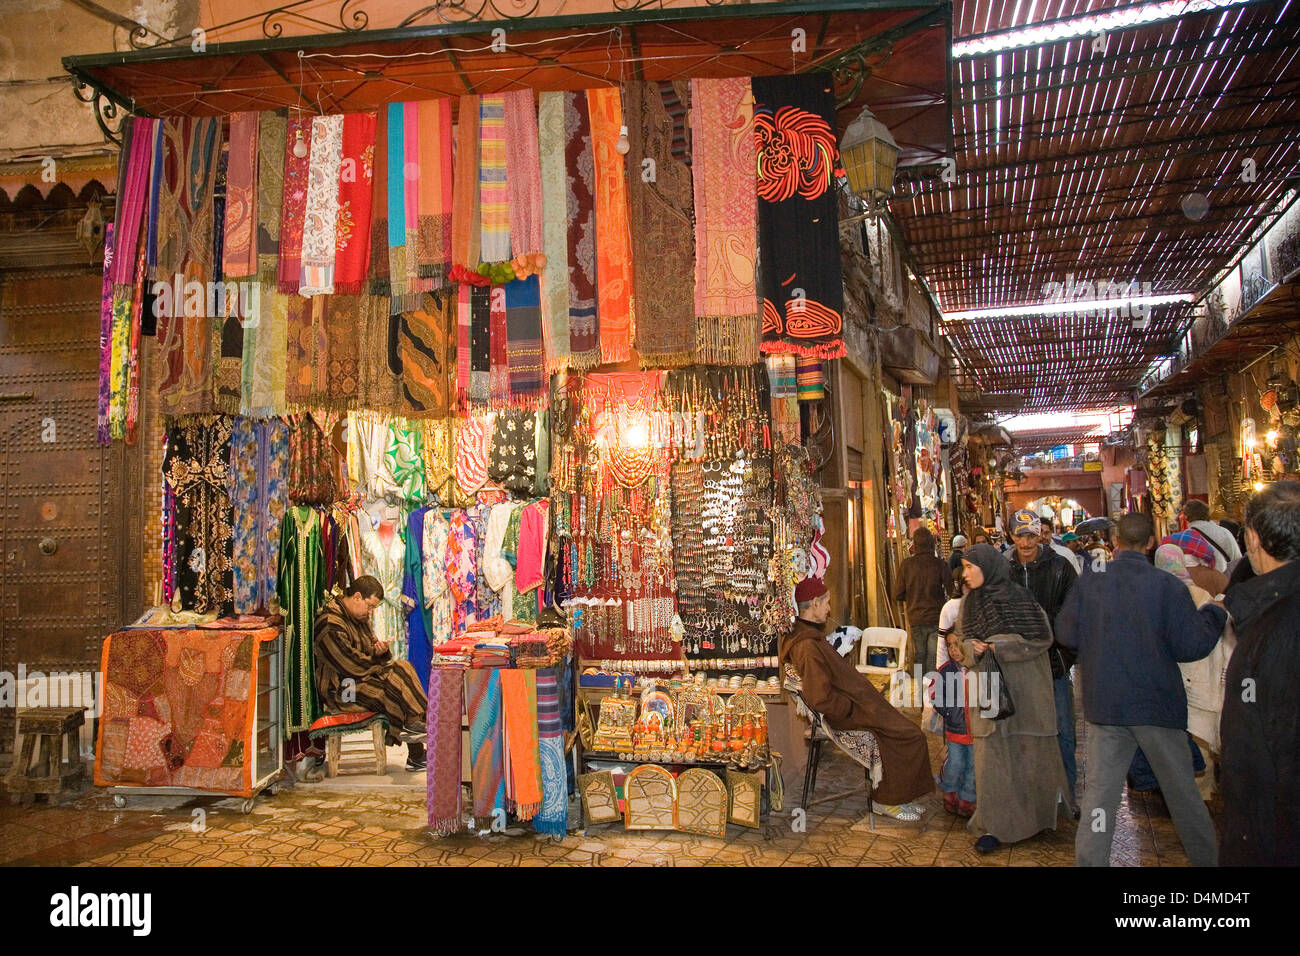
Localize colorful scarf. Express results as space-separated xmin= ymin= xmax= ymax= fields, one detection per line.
xmin=122 ymin=241 xmax=147 ymax=442
xmin=401 ymin=101 xmax=424 ymax=299
xmin=587 ymin=87 xmax=634 ymax=364
xmin=500 ymin=669 xmax=542 ymax=820
xmin=456 ymin=412 xmax=492 ymax=494
xmin=469 ymin=284 xmax=491 ymax=405
xmin=625 ymin=80 xmax=695 ymax=367
xmin=504 ymin=88 xmax=543 ymax=257
xmin=278 ymin=114 xmax=311 ymax=293
xmin=563 ymin=92 xmax=599 ymax=368
xmin=144 ymin=121 xmax=164 ymax=280
xmin=284 ymin=293 xmax=314 ymax=408
xmin=456 ymin=284 xmax=471 ymax=407
xmin=112 ymin=117 xmax=154 ymax=286
xmin=386 ymin=103 xmax=408 ymax=304
xmin=97 ymin=222 xmax=115 ymax=444
xmin=427 ymin=668 xmax=464 ymax=834
xmin=796 ymin=355 xmax=825 ymax=400
xmin=479 ymin=95 xmax=510 ymax=263
xmin=534 ymin=667 xmax=568 ymax=837
xmin=222 ymin=112 xmax=258 ymax=278
xmin=505 ymin=275 xmax=544 ymax=406
xmin=213 ymin=149 xmax=246 ymax=416
xmin=359 ymin=293 xmax=400 ymax=408
xmin=369 ymin=105 xmax=391 ymax=297
xmin=333 ymin=111 xmax=376 ymax=294
xmin=320 ymin=294 xmax=361 ymax=407
xmin=421 ymin=417 xmax=457 ymax=505
xmin=537 ymin=91 xmax=570 ymax=372
xmin=229 ymin=416 xmax=289 ymax=613
xmin=466 ymin=669 xmax=505 ymax=827
xmin=299 ymin=114 xmax=343 ymax=296
xmin=417 ymin=98 xmax=454 ymax=288
xmin=489 ymin=283 xmax=509 ymax=406
xmin=692 ymin=77 xmax=760 ymax=364
xmin=245 ymin=110 xmax=287 ymax=416
xmin=451 ymin=94 xmax=481 ymax=270
xmin=753 ymin=74 xmax=846 ymax=359
xmin=399 ymin=291 xmax=454 ymax=417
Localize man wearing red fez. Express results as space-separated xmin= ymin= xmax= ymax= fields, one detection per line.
xmin=780 ymin=576 xmax=934 ymax=819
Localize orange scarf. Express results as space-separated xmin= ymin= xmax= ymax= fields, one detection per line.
xmin=499 ymin=668 xmax=542 ymax=820
xmin=586 ymin=87 xmax=634 ymax=364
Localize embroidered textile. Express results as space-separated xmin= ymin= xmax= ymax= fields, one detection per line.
xmin=534 ymin=668 xmax=568 ymax=836
xmin=278 ymin=114 xmax=312 ymax=293
xmin=537 ymin=91 xmax=570 ymax=371
xmin=469 ymin=284 xmax=491 ymax=405
xmin=333 ymin=111 xmax=377 ymax=294
xmin=587 ymin=87 xmax=634 ymax=364
xmin=420 ymin=416 xmax=457 ymax=505
xmin=229 ymin=416 xmax=289 ymax=614
xmin=359 ymin=522 xmax=409 ymax=661
xmin=288 ymin=413 xmax=337 ymax=504
xmin=300 ymin=114 xmax=344 ymax=295
xmin=563 ymin=92 xmax=599 ymax=368
xmin=163 ymin=417 xmax=235 ymax=614
xmin=369 ymin=105 xmax=391 ymax=296
xmin=427 ymin=668 xmax=464 ymax=833
xmin=222 ymin=112 xmax=258 ymax=278
xmin=488 ymin=411 xmax=538 ymax=494
xmin=278 ymin=505 xmax=325 ymax=733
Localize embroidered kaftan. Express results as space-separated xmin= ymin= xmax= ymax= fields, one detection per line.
xmin=360 ymin=521 xmax=409 ymax=661
xmin=422 ymin=509 xmax=454 ymax=642
xmin=446 ymin=509 xmax=478 ymax=635
xmin=164 ymin=417 xmax=235 ymax=614
xmin=278 ymin=505 xmax=325 ymax=733
xmin=229 ymin=416 xmax=289 ymax=614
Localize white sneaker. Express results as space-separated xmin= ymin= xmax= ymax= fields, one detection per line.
xmin=872 ymin=801 xmax=922 ymax=822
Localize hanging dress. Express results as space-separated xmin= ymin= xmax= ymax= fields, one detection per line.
xmin=277 ymin=505 xmax=325 ymax=734
xmin=163 ymin=416 xmax=236 ymax=614
xmin=359 ymin=519 xmax=409 ymax=661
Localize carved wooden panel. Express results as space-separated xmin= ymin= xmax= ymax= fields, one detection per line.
xmin=0 ymin=273 xmax=130 ymax=754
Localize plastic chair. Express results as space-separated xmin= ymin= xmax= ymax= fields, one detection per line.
xmin=856 ymin=626 xmax=909 ymax=680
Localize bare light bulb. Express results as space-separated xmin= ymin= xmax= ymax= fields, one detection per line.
xmin=1253 ymin=481 xmax=1265 ymax=492
xmin=292 ymin=128 xmax=308 ymax=159
xmin=615 ymin=125 xmax=630 ymax=155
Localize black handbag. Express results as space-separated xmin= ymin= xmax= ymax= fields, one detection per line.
xmin=978 ymin=651 xmax=1016 ymax=720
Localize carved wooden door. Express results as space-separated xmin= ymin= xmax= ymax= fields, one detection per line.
xmin=0 ymin=273 xmax=130 ymax=755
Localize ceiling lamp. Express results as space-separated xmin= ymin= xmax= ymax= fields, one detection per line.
xmin=840 ymin=106 xmax=899 ymax=222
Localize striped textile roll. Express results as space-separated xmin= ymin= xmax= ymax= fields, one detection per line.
xmin=796 ymin=356 xmax=825 ymax=400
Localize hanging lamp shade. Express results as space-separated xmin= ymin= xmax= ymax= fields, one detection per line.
xmin=840 ymin=106 xmax=899 ymax=200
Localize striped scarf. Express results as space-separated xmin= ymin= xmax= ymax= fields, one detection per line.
xmin=466 ymin=669 xmax=505 ymax=827
xmin=534 ymin=667 xmax=568 ymax=837
xmin=479 ymin=96 xmax=510 ymax=263
xmin=451 ymin=94 xmax=481 ymax=270
xmin=537 ymin=91 xmax=570 ymax=372
xmin=505 ymin=275 xmax=544 ymax=407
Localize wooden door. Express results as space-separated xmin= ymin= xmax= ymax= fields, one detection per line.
xmin=0 ymin=273 xmax=132 ymax=755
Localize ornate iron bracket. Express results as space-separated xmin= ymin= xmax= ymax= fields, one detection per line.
xmin=72 ymin=79 xmax=125 ymax=147
xmin=264 ymin=0 xmax=369 ymax=38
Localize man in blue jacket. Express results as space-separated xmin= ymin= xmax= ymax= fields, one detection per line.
xmin=1055 ymin=511 xmax=1227 ymax=867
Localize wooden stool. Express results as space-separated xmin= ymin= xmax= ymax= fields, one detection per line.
xmin=308 ymin=713 xmax=389 ymax=777
xmin=5 ymin=707 xmax=85 ymax=800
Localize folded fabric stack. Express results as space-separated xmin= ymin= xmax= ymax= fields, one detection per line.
xmin=510 ymin=633 xmax=551 ymax=668
xmin=432 ymin=636 xmax=475 ymax=669
xmin=539 ymin=627 xmax=572 ymax=665
xmin=472 ymin=635 xmax=511 ymax=668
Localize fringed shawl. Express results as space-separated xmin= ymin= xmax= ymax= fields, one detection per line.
xmin=333 ymin=111 xmax=376 ymax=294
xmin=537 ymin=91 xmax=571 ymax=372
xmin=277 ymin=114 xmax=311 ymax=293
xmin=563 ymin=92 xmax=599 ymax=368
xmin=587 ymin=87 xmax=634 ymax=364
xmin=299 ymin=114 xmax=343 ymax=296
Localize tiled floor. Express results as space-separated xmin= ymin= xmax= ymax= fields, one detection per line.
xmin=0 ymin=708 xmax=1207 ymax=866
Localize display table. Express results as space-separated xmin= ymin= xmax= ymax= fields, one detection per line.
xmin=94 ymin=625 xmax=284 ymax=812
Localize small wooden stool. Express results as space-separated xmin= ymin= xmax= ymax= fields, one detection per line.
xmin=5 ymin=707 xmax=85 ymax=800
xmin=308 ymin=713 xmax=389 ymax=777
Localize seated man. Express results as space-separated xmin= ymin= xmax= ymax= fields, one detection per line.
xmin=779 ymin=576 xmax=934 ymax=819
xmin=314 ymin=576 xmax=428 ymax=771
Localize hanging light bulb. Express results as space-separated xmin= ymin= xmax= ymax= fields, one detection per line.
xmin=615 ymin=125 xmax=630 ymax=155
xmin=292 ymin=128 xmax=308 ymax=159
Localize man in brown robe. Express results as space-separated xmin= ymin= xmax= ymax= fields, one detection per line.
xmin=314 ymin=576 xmax=429 ymax=770
xmin=780 ymin=576 xmax=934 ymax=814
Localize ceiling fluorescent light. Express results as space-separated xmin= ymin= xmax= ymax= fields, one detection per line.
xmin=944 ymin=293 xmax=1195 ymax=321
xmin=952 ymin=0 xmax=1251 ymax=58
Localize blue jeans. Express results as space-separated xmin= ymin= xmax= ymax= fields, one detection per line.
xmin=1054 ymin=673 xmax=1077 ymax=799
xmin=939 ymin=739 xmax=976 ymax=803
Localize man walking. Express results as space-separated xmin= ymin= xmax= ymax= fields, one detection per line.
xmin=891 ymin=526 xmax=948 ymax=676
xmin=1220 ymin=481 xmax=1300 ymax=865
xmin=1008 ymin=509 xmax=1080 ymax=802
xmin=1056 ymin=513 xmax=1227 ymax=867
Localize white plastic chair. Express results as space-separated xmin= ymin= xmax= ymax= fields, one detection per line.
xmin=855 ymin=626 xmax=909 ymax=681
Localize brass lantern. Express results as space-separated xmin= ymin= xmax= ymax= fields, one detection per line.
xmin=840 ymin=106 xmax=899 ymax=206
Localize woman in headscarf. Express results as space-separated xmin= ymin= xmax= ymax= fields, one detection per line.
xmin=958 ymin=543 xmax=1070 ymax=853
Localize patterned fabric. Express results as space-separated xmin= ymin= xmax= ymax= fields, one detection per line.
xmin=222 ymin=111 xmax=258 ymax=278
xmin=500 ymin=669 xmax=542 ymax=819
xmin=244 ymin=110 xmax=288 ymax=417
xmin=95 ymin=627 xmax=276 ymax=795
xmin=753 ymin=74 xmax=846 ymax=359
xmin=359 ymin=522 xmax=409 ymax=661
xmin=97 ymin=222 xmax=115 ymax=444
xmin=359 ymin=293 xmax=401 ymax=408
xmin=420 ymin=416 xmax=457 ymax=505
xmin=427 ymin=668 xmax=464 ymax=833
xmin=416 ymin=97 xmax=454 ymax=288
xmin=534 ymin=668 xmax=568 ymax=836
xmin=403 ymin=508 xmax=434 ymax=685
xmin=456 ymin=284 xmax=471 ymax=406
xmin=466 ymin=669 xmax=505 ymax=826
xmin=505 ymin=275 xmax=544 ymax=406
xmin=537 ymin=91 xmax=570 ymax=372
xmin=213 ymin=146 xmax=248 ymax=417
xmin=451 ymin=94 xmax=482 ymax=270
xmin=489 ymin=281 xmax=509 ymax=407
xmin=502 ymin=503 xmax=537 ymax=622
xmin=163 ymin=417 xmax=235 ymax=614
xmin=469 ymin=284 xmax=491 ymax=405
xmin=288 ymin=413 xmax=337 ymax=505
xmin=563 ymin=92 xmax=599 ymax=368
xmin=386 ymin=102 xmax=409 ymax=303
xmin=399 ymin=291 xmax=454 ymax=417
xmin=333 ymin=111 xmax=376 ymax=294
xmin=470 ymin=505 xmax=501 ymax=621
xmin=587 ymin=87 xmax=634 ymax=364
xmin=402 ymin=101 xmax=423 ymax=299
xmin=626 ymin=80 xmax=696 ymax=367
xmin=479 ymin=95 xmax=510 ymax=263
xmin=320 ymin=294 xmax=361 ymax=407
xmin=488 ymin=411 xmax=537 ymax=494
xmin=692 ymin=77 xmax=760 ymax=365
xmin=278 ymin=114 xmax=312 ymax=293
xmin=300 ymin=114 xmax=343 ymax=296
xmin=284 ymin=293 xmax=313 ymax=407
xmin=456 ymin=412 xmax=492 ymax=495
xmin=278 ymin=505 xmax=325 ymax=733
xmin=504 ymin=88 xmax=543 ymax=257
xmin=229 ymin=417 xmax=289 ymax=614
xmin=796 ymin=356 xmax=825 ymax=400
xmin=369 ymin=105 xmax=390 ymax=296
xmin=447 ymin=509 xmax=479 ymax=635
xmin=385 ymin=417 xmax=427 ymax=503
xmin=482 ymin=502 xmax=517 ymax=614
xmin=422 ymin=509 xmax=454 ymax=643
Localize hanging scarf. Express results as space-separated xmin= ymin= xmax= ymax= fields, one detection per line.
xmin=278 ymin=114 xmax=311 ymax=293
xmin=563 ymin=92 xmax=599 ymax=368
xmin=456 ymin=412 xmax=492 ymax=494
xmin=112 ymin=117 xmax=154 ymax=287
xmin=469 ymin=284 xmax=491 ymax=405
xmin=401 ymin=101 xmax=428 ymax=300
xmin=320 ymin=294 xmax=361 ymax=407
xmin=399 ymin=290 xmax=454 ymax=417
xmin=427 ymin=668 xmax=464 ymax=834
xmin=122 ymin=240 xmax=147 ymax=443
xmin=386 ymin=102 xmax=409 ymax=304
xmin=479 ymin=95 xmax=510 ymax=263
xmin=287 ymin=413 xmax=336 ymax=505
xmin=505 ymin=275 xmax=544 ymax=407
xmin=332 ymin=111 xmax=376 ymax=294
xmin=222 ymin=111 xmax=259 ymax=278
xmin=229 ymin=417 xmax=289 ymax=613
xmin=753 ymin=74 xmax=846 ymax=359
xmin=359 ymin=293 xmax=400 ymax=409
xmin=284 ymin=293 xmax=314 ymax=408
xmin=625 ymin=80 xmax=695 ymax=367
xmin=500 ymin=669 xmax=542 ymax=821
xmin=466 ymin=669 xmax=505 ymax=827
xmin=421 ymin=417 xmax=457 ymax=505
xmin=417 ymin=97 xmax=454 ymax=289
xmin=587 ymin=87 xmax=635 ymax=364
xmin=299 ymin=114 xmax=343 ymax=296
xmin=213 ymin=148 xmax=246 ymax=416
xmin=451 ymin=94 xmax=481 ymax=270
xmin=504 ymin=88 xmax=543 ymax=257
xmin=456 ymin=284 xmax=471 ymax=407
xmin=144 ymin=121 xmax=164 ymax=281
xmin=537 ymin=91 xmax=570 ymax=372
xmin=957 ymin=544 xmax=1053 ymax=644
xmin=489 ymin=283 xmax=509 ymax=407
xmin=97 ymin=222 xmax=115 ymax=444
xmin=368 ymin=105 xmax=391 ymax=297
xmin=692 ymin=76 xmax=760 ymax=364
xmin=534 ymin=667 xmax=567 ymax=836
xmin=245 ymin=110 xmax=287 ymax=416
xmin=107 ymin=249 xmax=136 ymax=439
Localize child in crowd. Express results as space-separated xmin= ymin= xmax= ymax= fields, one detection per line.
xmin=932 ymin=630 xmax=976 ymax=817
